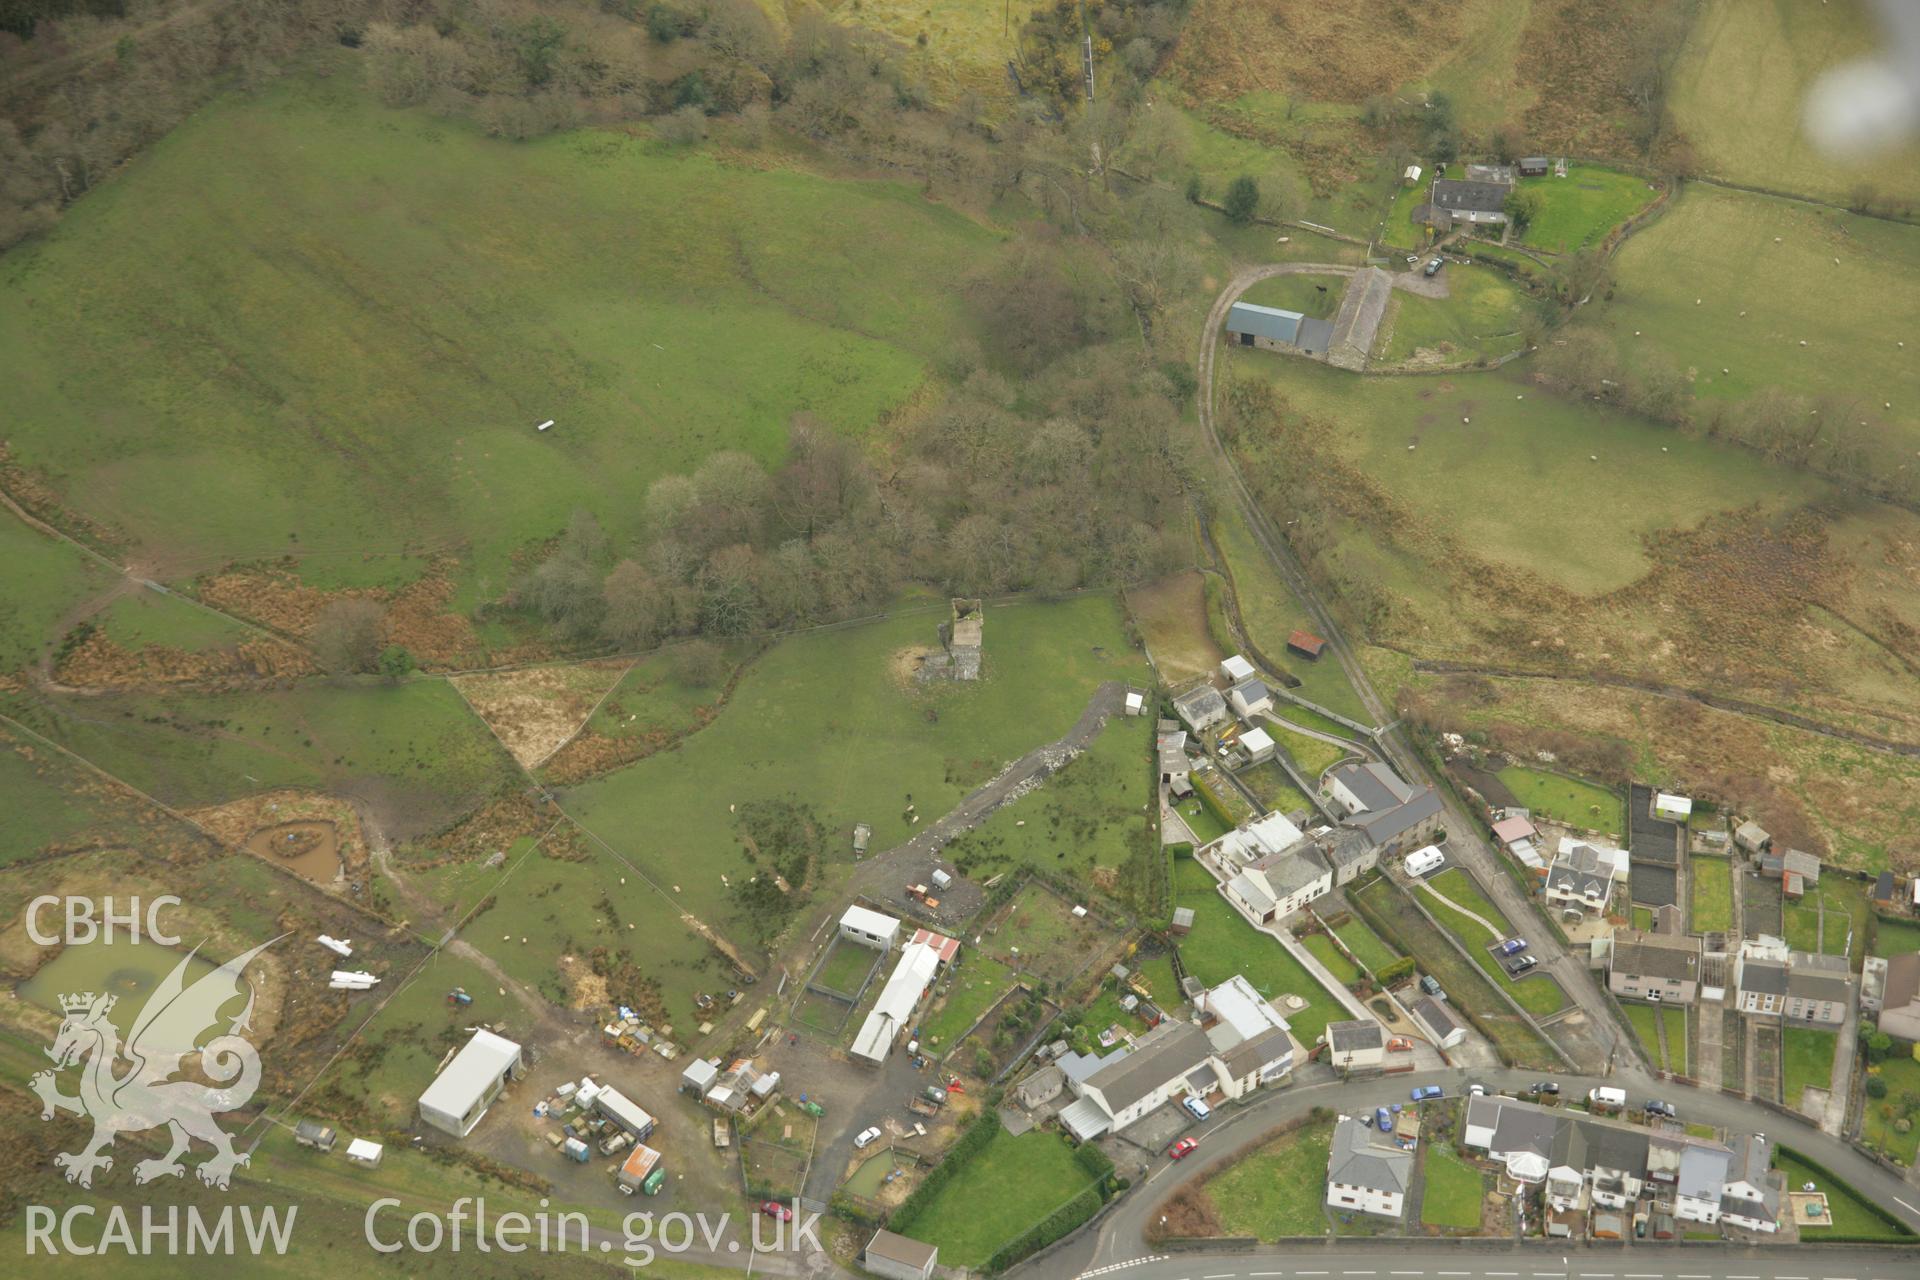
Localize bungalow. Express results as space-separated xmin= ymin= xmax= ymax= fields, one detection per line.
xmin=1288 ymin=630 xmax=1327 ymax=660
xmin=1872 ymin=953 xmax=1920 ymax=1041
xmin=1058 ymin=1018 xmax=1213 ymax=1140
xmin=1607 ymin=929 xmax=1702 ymax=1005
xmin=1228 ymin=676 xmax=1273 ymax=720
xmin=1325 ymin=1019 xmax=1386 ymax=1070
xmin=1429 ymin=178 xmax=1511 ymax=226
xmin=1544 ymin=848 xmax=1612 ymax=912
xmin=1172 ymin=682 xmax=1230 ymax=734
xmin=1225 ymin=301 xmax=1335 ymax=357
xmin=1326 ymin=1115 xmax=1413 ymax=1219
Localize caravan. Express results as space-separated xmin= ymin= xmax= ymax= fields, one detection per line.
xmin=1404 ymin=846 xmax=1445 ymax=878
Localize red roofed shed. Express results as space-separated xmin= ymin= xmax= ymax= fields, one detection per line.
xmin=1288 ymin=630 xmax=1326 ymax=660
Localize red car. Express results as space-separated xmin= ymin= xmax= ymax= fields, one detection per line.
xmin=1167 ymin=1137 xmax=1199 ymax=1160
xmin=759 ymin=1201 xmax=792 ymax=1222
xmin=1386 ymin=1037 xmax=1413 ymax=1053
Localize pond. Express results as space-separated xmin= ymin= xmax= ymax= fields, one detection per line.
xmin=244 ymin=820 xmax=341 ymax=884
xmin=20 ymin=938 xmax=224 ymax=1052
xmin=842 ymin=1150 xmax=909 ymax=1200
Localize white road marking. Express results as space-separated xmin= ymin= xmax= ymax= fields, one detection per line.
xmin=1896 ymin=1196 xmax=1919 ymax=1214
xmin=1579 ymin=1273 xmax=1615 ymax=1278
xmin=1204 ymin=1273 xmax=1235 ymax=1278
xmin=1728 ymin=1273 xmax=1759 ymax=1277
xmin=1251 ymin=1273 xmax=1284 ymax=1277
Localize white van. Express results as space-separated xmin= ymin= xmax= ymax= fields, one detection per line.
xmin=1404 ymin=845 xmax=1445 ymax=878
xmin=1588 ymin=1087 xmax=1626 ymax=1110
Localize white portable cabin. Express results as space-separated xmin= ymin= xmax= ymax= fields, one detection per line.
xmin=418 ymin=1029 xmax=523 ymax=1137
xmin=839 ymin=904 xmax=901 ymax=952
xmin=346 ymin=1138 xmax=384 ymax=1167
xmin=593 ymin=1087 xmax=657 ymax=1140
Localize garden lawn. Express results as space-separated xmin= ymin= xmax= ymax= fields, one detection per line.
xmin=1172 ymin=859 xmax=1344 ymax=1045
xmin=1418 ymin=870 xmax=1567 ymax=1016
xmin=1303 ymin=933 xmax=1361 ymax=985
xmin=1861 ymin=1054 xmax=1920 ymax=1165
xmin=1875 ymin=916 xmax=1920 ymax=957
xmin=1495 ymin=766 xmax=1622 ymax=838
xmin=1266 ymin=722 xmax=1346 ymax=779
xmin=1205 ymin=1121 xmax=1333 ymax=1239
xmin=1623 ymin=1001 xmax=1665 ymax=1069
xmin=1350 ymin=876 xmax=1558 ymax=1069
xmin=0 ymin=68 xmax=1000 ymax=615
xmin=906 ymin=1128 xmax=1099 ymax=1267
xmin=1690 ymin=855 xmax=1733 ymax=933
xmin=1239 ymin=761 xmax=1312 ymax=816
xmin=1782 ymin=1028 xmax=1838 ymax=1107
xmin=920 ymin=954 xmax=1018 ymax=1056
xmin=1380 ymin=264 xmax=1537 ymax=364
xmin=1659 ymin=1006 xmax=1688 ymax=1077
xmin=563 ymin=595 xmax=1148 ymax=946
xmin=1783 ymin=880 xmax=1871 ymax=964
xmin=1332 ymin=917 xmax=1399 ymax=974
xmin=1514 ymin=166 xmax=1657 ymax=253
xmin=1074 ymin=987 xmax=1149 ymax=1051
xmin=1173 ymin=793 xmax=1231 ymax=845
xmin=1774 ymin=1149 xmax=1915 ymax=1239
xmin=812 ymin=937 xmax=882 ymax=996
xmin=1421 ymin=1145 xmax=1485 ymax=1229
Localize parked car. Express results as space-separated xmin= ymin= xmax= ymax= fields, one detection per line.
xmin=1510 ymin=955 xmax=1538 ymax=974
xmin=1167 ymin=1137 xmax=1199 ymax=1160
xmin=1498 ymin=938 xmax=1528 ymax=957
xmin=1424 ymin=257 xmax=1444 ymax=277
xmin=1419 ymin=974 xmax=1445 ymax=998
xmin=1183 ymin=1095 xmax=1212 ymax=1121
xmin=1386 ymin=1037 xmax=1413 ymax=1053
xmin=758 ymin=1201 xmax=792 ymax=1222
xmin=1644 ymin=1099 xmax=1677 ymax=1118
xmin=1529 ymin=1081 xmax=1560 ymax=1095
xmin=853 ymin=1126 xmax=883 ymax=1150
xmin=1411 ymin=1085 xmax=1444 ymax=1102
xmin=1375 ymin=1106 xmax=1393 ymax=1130
xmin=1467 ymin=1084 xmax=1487 ymax=1096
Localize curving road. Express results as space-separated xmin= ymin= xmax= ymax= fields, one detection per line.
xmin=1049 ymin=1065 xmax=1920 ymax=1280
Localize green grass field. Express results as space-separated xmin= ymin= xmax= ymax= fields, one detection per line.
xmin=1421 ymin=1144 xmax=1486 ymax=1229
xmin=1242 ymin=356 xmax=1828 ymax=599
xmin=1239 ymin=760 xmax=1313 ymax=815
xmin=1265 ymin=721 xmax=1347 ymax=779
xmin=1171 ymin=858 xmax=1344 ymax=1045
xmin=1783 ymin=1027 xmax=1838 ymax=1107
xmin=1419 ymin=870 xmax=1568 ymax=1016
xmin=1496 ymin=766 xmax=1623 ymax=837
xmin=942 ymin=713 xmax=1154 ymax=889
xmin=0 ymin=517 xmax=113 ymax=674
xmin=1332 ymin=916 xmax=1399 ymax=973
xmin=1670 ymin=0 xmax=1920 ymax=210
xmin=812 ymin=936 xmax=882 ymax=995
xmin=906 ymin=1127 xmax=1099 ymax=1267
xmin=1775 ymin=1148 xmax=1915 ymax=1239
xmin=1516 ymin=167 xmax=1658 ymax=253
xmin=1783 ymin=879 xmax=1872 ymax=962
xmin=1210 ymin=504 xmax=1369 ymax=721
xmin=1597 ymin=184 xmax=1920 ymax=451
xmin=1861 ymin=1053 xmax=1920 ymax=1165
xmin=1173 ymin=792 xmax=1232 ymax=845
xmin=1205 ymin=1121 xmax=1333 ymax=1239
xmin=0 ymin=67 xmax=1001 ymax=618
xmin=562 ymin=595 xmax=1148 ymax=945
xmin=1690 ymin=855 xmax=1733 ymax=932
xmin=1239 ymin=274 xmax=1346 ymax=319
xmin=95 ymin=587 xmax=254 ymax=653
xmin=1661 ymin=1006 xmax=1689 ymax=1076
xmin=1380 ymin=264 xmax=1538 ymax=365
xmin=0 ymin=678 xmax=515 ymax=832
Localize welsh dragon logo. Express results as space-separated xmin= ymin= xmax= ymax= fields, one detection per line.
xmin=30 ymin=936 xmax=280 ymax=1191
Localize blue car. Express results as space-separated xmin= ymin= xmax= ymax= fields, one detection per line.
xmin=1375 ymin=1106 xmax=1392 ymax=1130
xmin=1411 ymin=1085 xmax=1444 ymax=1102
xmin=1498 ymin=938 xmax=1528 ymax=957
